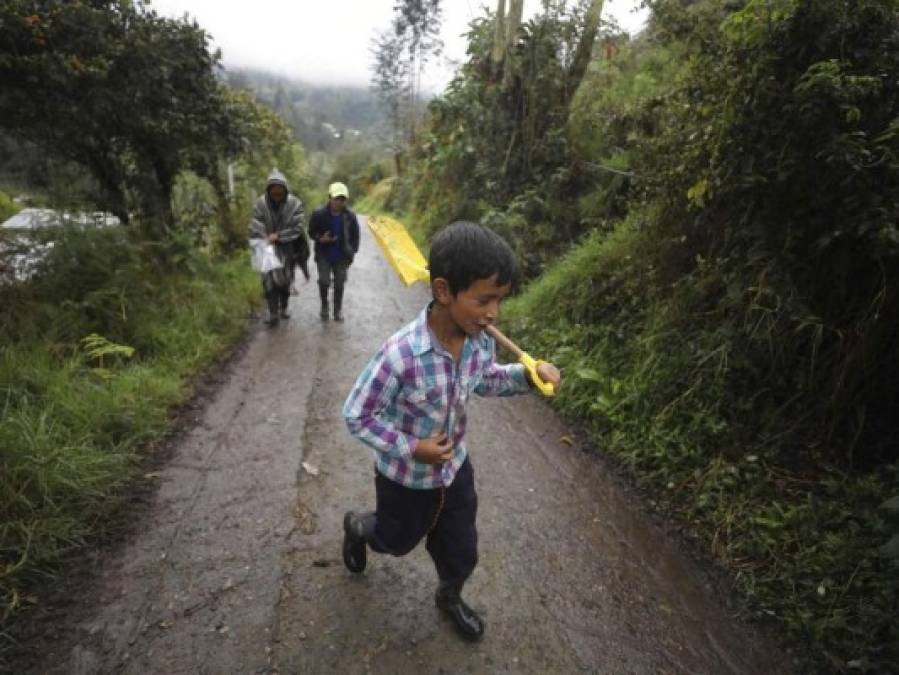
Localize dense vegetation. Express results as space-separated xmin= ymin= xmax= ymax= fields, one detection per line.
xmin=1 ymin=0 xmax=241 ymax=236
xmin=371 ymin=0 xmax=899 ymax=671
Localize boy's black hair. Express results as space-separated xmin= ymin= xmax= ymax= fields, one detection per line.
xmin=428 ymin=221 xmax=520 ymax=294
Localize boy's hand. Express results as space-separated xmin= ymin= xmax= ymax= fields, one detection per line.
xmin=534 ymin=361 xmax=562 ymax=392
xmin=414 ymin=432 xmax=453 ymax=464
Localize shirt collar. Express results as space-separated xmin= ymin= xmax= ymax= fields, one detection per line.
xmin=409 ymin=302 xmax=487 ymax=361
xmin=409 ymin=303 xmax=436 ymax=357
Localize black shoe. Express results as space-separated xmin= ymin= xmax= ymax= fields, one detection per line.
xmin=280 ymin=309 xmax=291 ymax=319
xmin=435 ymin=586 xmax=485 ymax=641
xmin=342 ymin=511 xmax=366 ymax=573
xmin=319 ymin=286 xmax=330 ymax=321
xmin=333 ymin=286 xmax=344 ymax=322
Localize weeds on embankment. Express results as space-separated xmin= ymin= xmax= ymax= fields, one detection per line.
xmin=0 ymin=225 xmax=259 ymax=626
xmin=503 ymin=217 xmax=899 ymax=674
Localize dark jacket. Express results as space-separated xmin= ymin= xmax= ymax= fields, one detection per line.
xmin=308 ymin=205 xmax=360 ymax=264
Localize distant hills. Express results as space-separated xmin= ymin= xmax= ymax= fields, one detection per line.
xmin=226 ymin=68 xmax=385 ymax=153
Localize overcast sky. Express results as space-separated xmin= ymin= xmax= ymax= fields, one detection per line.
xmin=148 ymin=0 xmax=649 ymax=91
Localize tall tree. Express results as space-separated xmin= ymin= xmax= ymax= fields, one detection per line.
xmin=491 ymin=0 xmax=507 ymax=72
xmin=370 ymin=0 xmax=443 ymax=171
xmin=565 ymin=0 xmax=605 ymax=104
xmin=392 ymin=0 xmax=443 ymax=142
xmin=0 ymin=0 xmax=242 ymax=238
xmin=370 ymin=30 xmax=411 ymax=175
xmin=488 ymin=0 xmax=526 ymax=89
xmin=502 ymin=0 xmax=525 ymax=89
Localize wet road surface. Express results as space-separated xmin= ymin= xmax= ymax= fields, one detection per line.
xmin=15 ymin=218 xmax=790 ymax=674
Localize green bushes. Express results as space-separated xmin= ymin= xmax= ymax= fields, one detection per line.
xmin=376 ymin=0 xmax=898 ymax=667
xmin=493 ymin=6 xmax=899 ymax=666
xmin=0 ymin=227 xmax=259 ymax=622
xmin=632 ymin=0 xmax=899 ymax=468
xmin=356 ymin=176 xmax=399 ymax=215
xmin=505 ymin=206 xmax=899 ymax=671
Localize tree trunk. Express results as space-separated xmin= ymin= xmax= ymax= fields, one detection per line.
xmin=502 ymin=0 xmax=524 ymax=90
xmin=85 ymin=152 xmax=129 ymax=225
xmin=491 ymin=0 xmax=506 ymax=76
xmin=565 ymin=0 xmax=604 ymax=106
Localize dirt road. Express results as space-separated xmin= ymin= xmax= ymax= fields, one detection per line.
xmin=13 ymin=219 xmax=790 ymax=674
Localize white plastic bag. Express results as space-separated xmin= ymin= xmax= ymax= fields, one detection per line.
xmin=250 ymin=240 xmax=283 ymax=273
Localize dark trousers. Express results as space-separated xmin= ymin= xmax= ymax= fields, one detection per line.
xmin=365 ymin=459 xmax=478 ymax=589
xmin=262 ymin=255 xmax=294 ymax=315
xmin=316 ymin=258 xmax=349 ymax=314
xmin=316 ymin=257 xmax=349 ymax=290
xmin=263 ymin=279 xmax=289 ymax=315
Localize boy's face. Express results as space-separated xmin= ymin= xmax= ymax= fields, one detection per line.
xmin=441 ymin=274 xmax=512 ymax=337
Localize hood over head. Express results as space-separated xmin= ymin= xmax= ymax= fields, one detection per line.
xmin=266 ymin=170 xmax=289 ymax=196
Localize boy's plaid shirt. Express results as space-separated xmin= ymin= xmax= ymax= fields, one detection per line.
xmin=343 ymin=304 xmax=531 ymax=489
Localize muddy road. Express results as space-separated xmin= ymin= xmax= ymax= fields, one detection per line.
xmin=12 ymin=219 xmax=790 ymax=674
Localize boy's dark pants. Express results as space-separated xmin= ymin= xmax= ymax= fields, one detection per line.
xmin=363 ymin=459 xmax=478 ymax=591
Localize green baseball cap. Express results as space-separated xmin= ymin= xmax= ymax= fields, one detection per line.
xmin=329 ymin=182 xmax=349 ymax=199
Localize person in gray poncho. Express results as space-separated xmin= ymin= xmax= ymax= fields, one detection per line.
xmin=249 ymin=170 xmax=308 ymax=326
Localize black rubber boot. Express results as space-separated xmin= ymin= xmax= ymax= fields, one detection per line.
xmin=435 ymin=582 xmax=485 ymax=641
xmin=333 ymin=285 xmax=344 ymax=322
xmin=265 ymin=296 xmax=279 ymax=327
xmin=342 ymin=511 xmax=367 ymax=573
xmin=319 ymin=284 xmax=329 ymax=321
xmin=279 ymin=292 xmax=291 ymax=319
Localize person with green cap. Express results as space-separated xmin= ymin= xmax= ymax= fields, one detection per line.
xmin=308 ymin=182 xmax=360 ymax=322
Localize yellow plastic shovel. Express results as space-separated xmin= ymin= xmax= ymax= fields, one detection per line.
xmin=368 ymin=215 xmax=556 ymax=396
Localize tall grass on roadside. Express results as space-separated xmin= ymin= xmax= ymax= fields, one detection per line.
xmin=355 ymin=176 xmax=398 ymax=216
xmin=0 ymin=226 xmax=259 ymax=623
xmin=503 ymin=212 xmax=899 ymax=673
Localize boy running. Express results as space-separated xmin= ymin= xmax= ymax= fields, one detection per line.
xmin=341 ymin=221 xmax=562 ymax=640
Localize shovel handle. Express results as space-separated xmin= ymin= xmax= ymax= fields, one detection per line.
xmin=485 ymin=325 xmax=556 ymax=397
xmin=485 ymin=324 xmax=523 ymax=358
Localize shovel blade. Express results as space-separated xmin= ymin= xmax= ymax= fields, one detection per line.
xmin=367 ymin=215 xmax=430 ymax=286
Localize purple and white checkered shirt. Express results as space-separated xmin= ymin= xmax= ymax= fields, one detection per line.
xmin=342 ymin=303 xmax=531 ymax=489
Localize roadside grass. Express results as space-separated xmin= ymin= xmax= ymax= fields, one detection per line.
xmin=354 ymin=176 xmax=396 ymax=216
xmin=0 ymin=230 xmax=259 ymax=625
xmin=503 ymin=214 xmax=899 ymax=673
xmin=0 ymin=190 xmax=21 ymax=223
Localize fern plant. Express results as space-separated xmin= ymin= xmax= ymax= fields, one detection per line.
xmin=80 ymin=333 xmax=135 ymax=370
